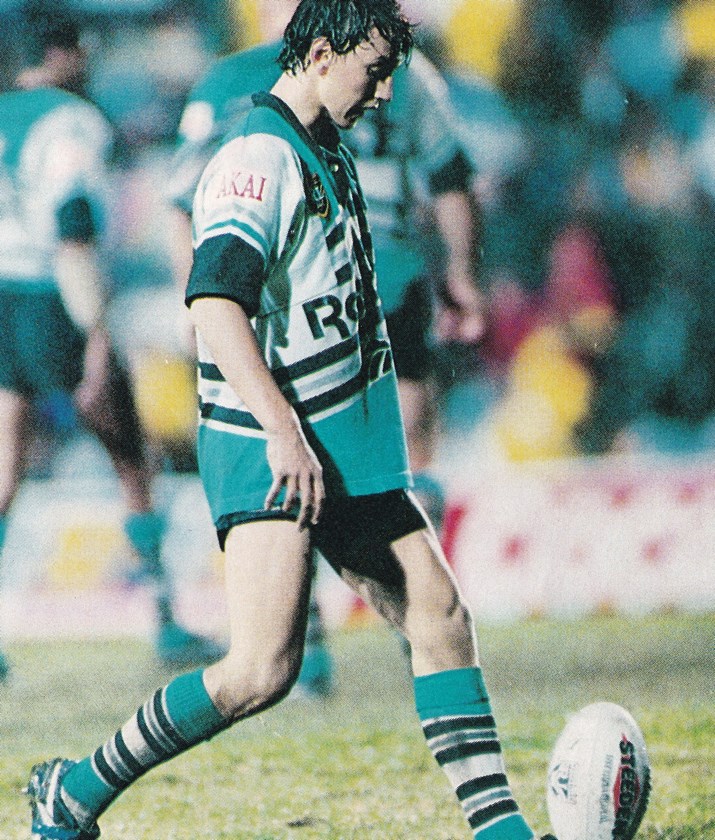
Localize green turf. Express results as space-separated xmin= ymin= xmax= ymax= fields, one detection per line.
xmin=1 ymin=613 xmax=713 ymax=839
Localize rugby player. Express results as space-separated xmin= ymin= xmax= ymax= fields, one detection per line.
xmin=26 ymin=3 xmax=551 ymax=838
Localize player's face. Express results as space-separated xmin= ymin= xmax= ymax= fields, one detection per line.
xmin=318 ymin=30 xmax=397 ymax=129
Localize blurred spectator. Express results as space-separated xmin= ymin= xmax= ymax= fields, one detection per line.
xmin=444 ymin=0 xmax=521 ymax=83
xmin=493 ymin=223 xmax=618 ymax=461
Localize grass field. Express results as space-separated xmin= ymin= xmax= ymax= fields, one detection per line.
xmin=1 ymin=613 xmax=713 ymax=839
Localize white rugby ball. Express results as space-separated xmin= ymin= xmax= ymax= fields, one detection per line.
xmin=546 ymin=702 xmax=650 ymax=840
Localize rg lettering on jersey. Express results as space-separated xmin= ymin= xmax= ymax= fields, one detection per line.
xmin=215 ymin=170 xmax=267 ymax=201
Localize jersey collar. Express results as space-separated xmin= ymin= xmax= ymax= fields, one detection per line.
xmin=251 ymin=92 xmax=341 ymax=157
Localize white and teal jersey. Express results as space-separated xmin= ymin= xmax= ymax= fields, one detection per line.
xmin=171 ymin=47 xmax=472 ymax=315
xmin=0 ymin=88 xmax=112 ymax=288
xmin=187 ymin=94 xmax=411 ymax=520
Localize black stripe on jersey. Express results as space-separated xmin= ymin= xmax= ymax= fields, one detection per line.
xmin=422 ymin=715 xmax=496 ymax=740
xmin=298 ymin=370 xmax=364 ymax=417
xmin=335 ymin=263 xmax=353 ymax=285
xmin=199 ymin=335 xmax=359 ymax=388
xmin=200 ymin=365 xmax=368 ymax=431
xmin=199 ymin=361 xmax=223 ymax=382
xmin=326 ymin=226 xmax=342 ymax=250
xmin=467 ymin=798 xmax=519 ymax=831
xmin=272 ymin=334 xmax=359 ymax=386
xmin=200 ymin=402 xmax=263 ymax=430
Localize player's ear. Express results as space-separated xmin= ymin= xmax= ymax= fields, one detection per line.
xmin=309 ymin=37 xmax=334 ymax=74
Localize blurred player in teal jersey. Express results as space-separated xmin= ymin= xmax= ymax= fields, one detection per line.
xmin=0 ymin=7 xmax=225 ymax=677
xmin=26 ymin=4 xmax=552 ymax=839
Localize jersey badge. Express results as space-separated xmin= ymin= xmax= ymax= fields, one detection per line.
xmin=308 ymin=173 xmax=330 ymax=218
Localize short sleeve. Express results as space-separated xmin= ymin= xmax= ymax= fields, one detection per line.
xmin=185 ymin=233 xmax=266 ymax=317
xmin=57 ymin=195 xmax=97 ymax=242
xmin=37 ymin=100 xmax=113 ymax=239
xmin=191 ymin=129 xmax=304 ymax=298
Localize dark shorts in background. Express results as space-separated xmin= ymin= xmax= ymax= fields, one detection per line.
xmin=385 ymin=277 xmax=435 ymax=383
xmin=0 ymin=285 xmax=85 ymax=397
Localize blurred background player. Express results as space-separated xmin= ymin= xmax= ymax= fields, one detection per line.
xmin=0 ymin=4 xmax=225 ymax=678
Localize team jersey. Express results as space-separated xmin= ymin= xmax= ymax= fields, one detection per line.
xmin=0 ymin=87 xmax=112 ymax=288
xmin=171 ymin=46 xmax=472 ymax=314
xmin=187 ymin=93 xmax=411 ymax=520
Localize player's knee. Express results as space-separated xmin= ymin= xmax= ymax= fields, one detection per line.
xmin=213 ymin=646 xmax=303 ymax=721
xmin=408 ymin=594 xmax=474 ymax=664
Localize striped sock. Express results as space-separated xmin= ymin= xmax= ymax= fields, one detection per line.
xmin=60 ymin=670 xmax=228 ymax=827
xmin=415 ymin=667 xmax=534 ymax=840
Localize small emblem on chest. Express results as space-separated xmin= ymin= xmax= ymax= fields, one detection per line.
xmin=308 ymin=173 xmax=330 ymax=218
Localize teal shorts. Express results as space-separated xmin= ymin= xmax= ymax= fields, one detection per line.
xmin=0 ymin=284 xmax=85 ymax=397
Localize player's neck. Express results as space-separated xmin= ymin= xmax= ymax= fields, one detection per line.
xmin=270 ymin=72 xmax=329 ymax=142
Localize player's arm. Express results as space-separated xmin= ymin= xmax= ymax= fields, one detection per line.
xmin=410 ymin=52 xmax=486 ymax=342
xmin=432 ymin=181 xmax=486 ymax=344
xmin=187 ymin=134 xmax=326 ymax=526
xmin=188 ymin=295 xmax=324 ymax=527
xmin=53 ymin=195 xmax=113 ymax=415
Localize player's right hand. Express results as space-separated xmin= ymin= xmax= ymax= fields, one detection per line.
xmin=263 ymin=421 xmax=325 ymax=530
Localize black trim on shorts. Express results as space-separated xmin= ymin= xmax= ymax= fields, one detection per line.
xmin=216 ymin=508 xmax=298 ymax=551
xmin=215 ymin=489 xmax=427 ymax=555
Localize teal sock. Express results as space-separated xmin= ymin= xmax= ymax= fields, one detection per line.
xmin=124 ymin=511 xmax=165 ymax=576
xmin=61 ymin=670 xmax=228 ymax=827
xmin=0 ymin=514 xmax=7 ymax=552
xmin=415 ymin=667 xmax=534 ymax=840
xmin=297 ymin=590 xmax=333 ymax=694
xmin=124 ymin=511 xmax=174 ymax=624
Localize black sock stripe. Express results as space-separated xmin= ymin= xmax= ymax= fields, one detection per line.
xmin=152 ymin=689 xmax=189 ymax=750
xmin=456 ymin=773 xmax=510 ymax=802
xmin=92 ymin=747 xmax=128 ymax=792
xmin=137 ymin=705 xmax=172 ymax=761
xmin=422 ymin=716 xmax=495 ymax=740
xmin=435 ymin=740 xmax=503 ymax=766
xmin=467 ymin=798 xmax=519 ymax=830
xmin=114 ymin=731 xmax=147 ymax=779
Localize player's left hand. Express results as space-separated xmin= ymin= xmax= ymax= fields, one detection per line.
xmin=263 ymin=414 xmax=325 ymax=530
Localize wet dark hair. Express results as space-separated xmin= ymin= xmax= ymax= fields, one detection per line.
xmin=278 ymin=0 xmax=414 ymax=75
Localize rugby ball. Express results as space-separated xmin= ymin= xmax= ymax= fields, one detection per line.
xmin=546 ymin=702 xmax=650 ymax=840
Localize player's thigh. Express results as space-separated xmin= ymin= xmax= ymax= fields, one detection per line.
xmin=222 ymin=518 xmax=314 ymax=656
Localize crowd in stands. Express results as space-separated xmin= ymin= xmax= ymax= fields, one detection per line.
xmin=3 ymin=0 xmax=715 ymax=471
